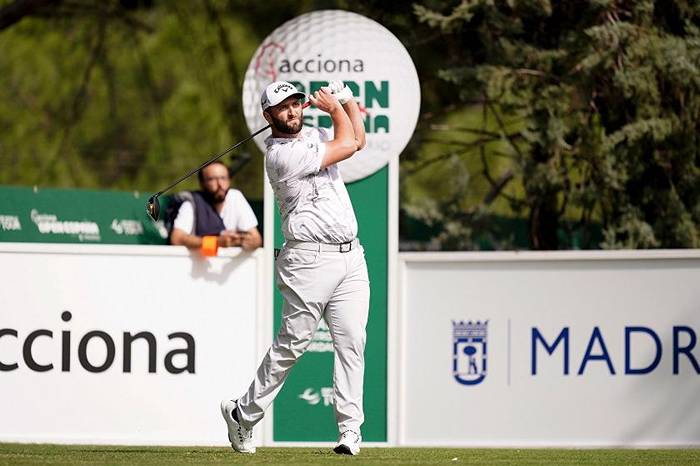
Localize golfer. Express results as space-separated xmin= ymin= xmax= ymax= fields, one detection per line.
xmin=221 ymin=80 xmax=369 ymax=456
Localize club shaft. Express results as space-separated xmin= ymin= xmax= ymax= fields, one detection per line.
xmin=153 ymin=100 xmax=311 ymax=199
xmin=154 ymin=124 xmax=270 ymax=198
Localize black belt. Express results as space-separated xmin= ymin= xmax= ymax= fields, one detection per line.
xmin=285 ymin=238 xmax=359 ymax=253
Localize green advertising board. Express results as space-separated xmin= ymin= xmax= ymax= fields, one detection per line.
xmin=272 ymin=167 xmax=388 ymax=442
xmin=0 ymin=185 xmax=166 ymax=245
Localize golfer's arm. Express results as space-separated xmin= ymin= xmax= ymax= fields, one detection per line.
xmin=170 ymin=228 xmax=203 ymax=249
xmin=320 ymin=107 xmax=357 ymax=170
xmin=342 ymin=99 xmax=366 ymax=150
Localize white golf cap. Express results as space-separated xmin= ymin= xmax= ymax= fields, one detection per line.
xmin=260 ymin=81 xmax=305 ymax=111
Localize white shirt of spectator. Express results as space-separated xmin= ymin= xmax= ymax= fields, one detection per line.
xmin=172 ymin=189 xmax=258 ymax=235
xmin=265 ymin=126 xmax=358 ymax=244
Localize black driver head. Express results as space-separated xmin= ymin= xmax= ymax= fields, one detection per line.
xmin=146 ymin=195 xmax=160 ymax=221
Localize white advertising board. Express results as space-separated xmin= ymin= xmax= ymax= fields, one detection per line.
xmin=398 ymin=250 xmax=700 ymax=447
xmin=0 ymin=243 xmax=263 ymax=446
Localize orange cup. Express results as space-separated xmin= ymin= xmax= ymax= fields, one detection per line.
xmin=201 ymin=235 xmax=218 ymax=257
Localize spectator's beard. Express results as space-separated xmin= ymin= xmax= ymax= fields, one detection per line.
xmin=270 ymin=113 xmax=302 ymax=134
xmin=203 ymin=188 xmax=227 ymax=204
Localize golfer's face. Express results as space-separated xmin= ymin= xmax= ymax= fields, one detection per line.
xmin=267 ymin=96 xmax=303 ymax=134
xmin=201 ymin=164 xmax=230 ymax=202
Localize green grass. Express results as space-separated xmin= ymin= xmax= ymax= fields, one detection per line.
xmin=1 ymin=444 xmax=699 ymax=466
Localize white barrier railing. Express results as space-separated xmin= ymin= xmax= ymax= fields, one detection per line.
xmin=0 ymin=243 xmax=266 ymax=446
xmin=3 ymin=244 xmax=699 ymax=447
xmin=396 ymin=250 xmax=700 ymax=447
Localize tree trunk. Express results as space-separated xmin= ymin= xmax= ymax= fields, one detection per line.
xmin=529 ymin=194 xmax=559 ymax=250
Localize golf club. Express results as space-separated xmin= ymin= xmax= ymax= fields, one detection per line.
xmin=145 ymin=100 xmax=311 ymax=221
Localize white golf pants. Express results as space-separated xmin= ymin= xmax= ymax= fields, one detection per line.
xmin=237 ymin=242 xmax=370 ymax=435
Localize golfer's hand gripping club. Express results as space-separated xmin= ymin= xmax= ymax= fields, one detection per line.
xmin=327 ymin=80 xmax=354 ymax=105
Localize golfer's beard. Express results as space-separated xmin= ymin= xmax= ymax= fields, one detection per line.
xmin=271 ymin=114 xmax=302 ymax=134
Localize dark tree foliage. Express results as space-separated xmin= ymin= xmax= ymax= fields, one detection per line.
xmin=409 ymin=0 xmax=700 ymax=249
xmin=1 ymin=0 xmax=698 ymax=249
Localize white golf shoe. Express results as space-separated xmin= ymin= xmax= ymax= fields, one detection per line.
xmin=220 ymin=399 xmax=255 ymax=454
xmin=333 ymin=430 xmax=361 ymax=455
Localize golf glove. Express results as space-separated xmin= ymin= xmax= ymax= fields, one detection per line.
xmin=328 ymin=80 xmax=353 ymax=104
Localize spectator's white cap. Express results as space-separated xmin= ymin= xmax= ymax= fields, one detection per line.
xmin=261 ymin=81 xmax=305 ymax=111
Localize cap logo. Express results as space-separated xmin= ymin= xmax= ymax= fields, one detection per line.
xmin=274 ymin=83 xmax=294 ymax=94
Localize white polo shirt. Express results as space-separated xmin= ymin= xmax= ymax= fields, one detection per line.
xmin=265 ymin=127 xmax=358 ymax=244
xmin=173 ymin=189 xmax=258 ymax=235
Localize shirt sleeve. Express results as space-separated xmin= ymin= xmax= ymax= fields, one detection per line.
xmin=172 ymin=200 xmax=194 ymax=235
xmin=269 ymin=138 xmax=326 ymax=182
xmin=226 ymin=191 xmax=259 ymax=232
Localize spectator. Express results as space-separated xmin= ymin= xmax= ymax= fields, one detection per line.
xmin=169 ymin=161 xmax=262 ymax=252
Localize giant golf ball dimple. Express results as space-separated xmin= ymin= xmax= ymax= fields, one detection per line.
xmin=242 ymin=10 xmax=421 ymax=183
